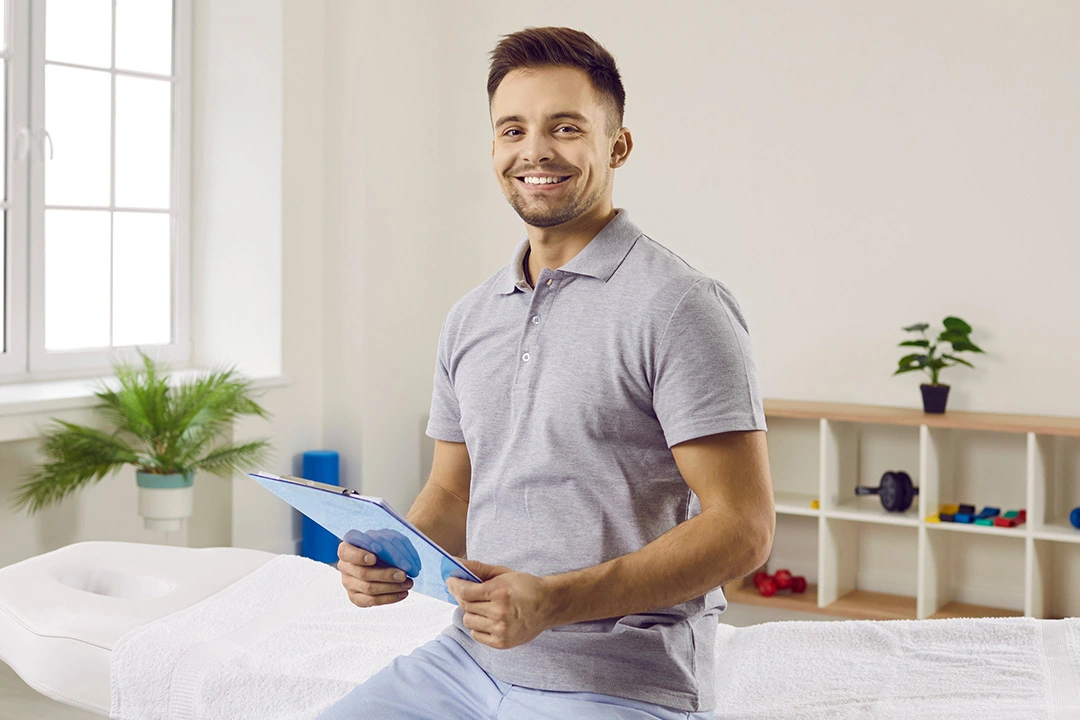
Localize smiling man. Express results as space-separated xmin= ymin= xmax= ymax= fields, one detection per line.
xmin=322 ymin=27 xmax=774 ymax=720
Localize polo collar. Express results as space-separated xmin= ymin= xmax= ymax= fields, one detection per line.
xmin=496 ymin=209 xmax=642 ymax=295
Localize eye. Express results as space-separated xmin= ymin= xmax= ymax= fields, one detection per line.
xmin=503 ymin=128 xmax=522 ymax=137
xmin=556 ymin=126 xmax=579 ymax=134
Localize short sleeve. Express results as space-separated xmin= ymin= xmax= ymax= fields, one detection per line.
xmin=425 ymin=316 xmax=466 ymax=443
xmin=652 ymin=279 xmax=767 ymax=448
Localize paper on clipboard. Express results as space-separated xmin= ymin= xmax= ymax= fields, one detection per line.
xmin=248 ymin=471 xmax=480 ymax=605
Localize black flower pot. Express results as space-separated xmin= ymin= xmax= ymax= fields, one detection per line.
xmin=920 ymin=384 xmax=950 ymax=414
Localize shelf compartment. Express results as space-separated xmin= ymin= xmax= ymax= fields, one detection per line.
xmin=822 ymin=420 xmax=921 ymax=516
xmin=820 ymin=518 xmax=918 ymax=619
xmin=1031 ymin=433 xmax=1080 ymax=534
xmin=933 ymin=428 xmax=1027 ymax=520
xmin=920 ymin=526 xmax=1025 ymax=619
xmin=1029 ymin=539 xmax=1080 ymax=619
xmin=765 ymin=417 xmax=820 ymax=511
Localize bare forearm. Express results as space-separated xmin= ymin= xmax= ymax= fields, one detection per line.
xmin=405 ymin=482 xmax=469 ymax=558
xmin=545 ymin=508 xmax=770 ymax=627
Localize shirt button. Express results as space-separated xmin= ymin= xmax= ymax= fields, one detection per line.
xmin=546 ymin=279 xmax=552 ymax=286
xmin=532 ymin=316 xmax=540 ymax=325
xmin=522 ymin=352 xmax=530 ymax=362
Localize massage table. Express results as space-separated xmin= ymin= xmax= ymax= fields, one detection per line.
xmin=0 ymin=541 xmax=1077 ymax=719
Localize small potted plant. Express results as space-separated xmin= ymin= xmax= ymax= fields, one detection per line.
xmin=11 ymin=349 xmax=274 ymax=531
xmin=894 ymin=316 xmax=985 ymax=413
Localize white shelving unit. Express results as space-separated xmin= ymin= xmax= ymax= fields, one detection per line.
xmin=725 ymin=399 xmax=1080 ymax=620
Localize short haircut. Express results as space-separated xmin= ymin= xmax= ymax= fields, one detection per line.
xmin=487 ymin=26 xmax=625 ymax=133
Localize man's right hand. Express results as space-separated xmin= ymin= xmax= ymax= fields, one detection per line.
xmin=337 ymin=541 xmax=413 ymax=608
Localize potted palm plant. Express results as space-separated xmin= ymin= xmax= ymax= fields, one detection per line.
xmin=11 ymin=349 xmax=274 ymax=531
xmin=893 ymin=316 xmax=986 ymax=413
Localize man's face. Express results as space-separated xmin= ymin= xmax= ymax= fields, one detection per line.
xmin=491 ymin=66 xmax=619 ymax=228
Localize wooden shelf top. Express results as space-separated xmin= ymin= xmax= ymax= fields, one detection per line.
xmin=764 ymin=398 xmax=1080 ymax=437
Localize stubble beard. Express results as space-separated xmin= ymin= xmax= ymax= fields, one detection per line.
xmin=504 ymin=173 xmax=608 ymax=229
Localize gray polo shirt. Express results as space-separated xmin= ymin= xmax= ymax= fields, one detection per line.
xmin=425 ymin=209 xmax=767 ymax=712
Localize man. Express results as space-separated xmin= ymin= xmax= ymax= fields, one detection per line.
xmin=320 ymin=26 xmax=774 ymax=720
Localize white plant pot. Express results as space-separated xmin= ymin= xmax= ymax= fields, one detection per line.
xmin=136 ymin=471 xmax=195 ymax=532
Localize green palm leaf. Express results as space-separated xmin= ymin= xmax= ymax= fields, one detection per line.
xmin=191 ymin=439 xmax=274 ymax=478
xmin=10 ymin=348 xmax=274 ymax=515
xmin=12 ymin=421 xmax=141 ymax=514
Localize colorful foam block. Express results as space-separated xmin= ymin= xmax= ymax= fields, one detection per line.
xmin=975 ymin=518 xmax=994 ymax=526
xmin=940 ymin=504 xmax=960 ymax=515
xmin=955 ymin=513 xmax=974 ymax=523
xmin=994 ymin=517 xmax=1017 ymax=528
xmin=939 ymin=513 xmax=956 ymax=522
xmin=926 ymin=514 xmax=941 ymax=523
xmin=958 ymin=504 xmax=976 ymax=515
xmin=977 ymin=507 xmax=1001 ymax=518
xmin=1004 ymin=510 xmax=1019 ymax=519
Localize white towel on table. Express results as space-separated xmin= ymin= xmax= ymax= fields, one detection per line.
xmin=712 ymin=615 xmax=1080 ymax=719
xmin=110 ymin=554 xmax=1080 ymax=720
xmin=110 ymin=554 xmax=455 ymax=720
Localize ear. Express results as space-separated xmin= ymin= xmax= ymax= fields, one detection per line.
xmin=610 ymin=128 xmax=633 ymax=169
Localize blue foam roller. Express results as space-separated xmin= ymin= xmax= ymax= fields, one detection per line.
xmin=1071 ymin=507 xmax=1080 ymax=530
xmin=301 ymin=450 xmax=341 ymax=564
xmin=978 ymin=507 xmax=1001 ymax=518
xmin=955 ymin=513 xmax=974 ymax=524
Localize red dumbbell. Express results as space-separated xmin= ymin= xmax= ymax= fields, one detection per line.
xmin=791 ymin=576 xmax=808 ymax=593
xmin=773 ymin=569 xmax=794 ymax=590
xmin=754 ymin=576 xmax=778 ymax=597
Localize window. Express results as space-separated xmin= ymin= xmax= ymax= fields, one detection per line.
xmin=0 ymin=0 xmax=191 ymax=381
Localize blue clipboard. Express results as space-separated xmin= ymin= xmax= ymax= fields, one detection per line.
xmin=248 ymin=471 xmax=480 ymax=605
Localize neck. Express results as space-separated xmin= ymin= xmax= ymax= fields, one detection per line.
xmin=525 ymin=202 xmax=617 ymax=288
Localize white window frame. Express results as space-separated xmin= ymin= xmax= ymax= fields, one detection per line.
xmin=0 ymin=0 xmax=191 ymax=383
xmin=0 ymin=0 xmax=30 ymax=377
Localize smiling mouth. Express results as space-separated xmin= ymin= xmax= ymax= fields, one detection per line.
xmin=515 ymin=175 xmax=572 ymax=188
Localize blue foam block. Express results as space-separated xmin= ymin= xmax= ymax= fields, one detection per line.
xmin=301 ymin=450 xmax=341 ymax=564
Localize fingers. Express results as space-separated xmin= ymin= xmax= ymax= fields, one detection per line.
xmin=338 ymin=541 xmax=413 ymax=608
xmin=348 ymin=588 xmax=411 ymax=608
xmin=338 ymin=540 xmax=374 ymax=565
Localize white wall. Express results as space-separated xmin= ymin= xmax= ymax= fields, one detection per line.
xmin=322 ymin=0 xmax=450 ymax=510
xmin=322 ymin=1 xmax=1079 ymax=510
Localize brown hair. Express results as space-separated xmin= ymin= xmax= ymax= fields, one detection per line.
xmin=487 ymin=27 xmax=625 ymax=133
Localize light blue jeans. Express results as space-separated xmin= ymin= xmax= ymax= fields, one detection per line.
xmin=315 ymin=633 xmax=714 ymax=720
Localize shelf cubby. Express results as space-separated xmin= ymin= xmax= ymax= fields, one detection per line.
xmin=920 ymin=527 xmax=1025 ymax=618
xmin=822 ymin=419 xmax=921 ymax=522
xmin=819 ymin=517 xmax=919 ymax=620
xmin=765 ymin=417 xmax=820 ymax=517
xmin=731 ymin=399 xmax=1080 ymax=620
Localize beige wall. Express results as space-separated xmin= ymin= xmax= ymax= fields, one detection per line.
xmin=330 ymin=0 xmax=1080 ymax=508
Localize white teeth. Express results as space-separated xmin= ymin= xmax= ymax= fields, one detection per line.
xmin=523 ymin=176 xmax=565 ymax=184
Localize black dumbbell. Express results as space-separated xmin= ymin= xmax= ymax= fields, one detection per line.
xmin=855 ymin=470 xmax=919 ymax=513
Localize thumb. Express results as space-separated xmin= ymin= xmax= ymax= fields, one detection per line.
xmin=456 ymin=556 xmax=507 ymax=581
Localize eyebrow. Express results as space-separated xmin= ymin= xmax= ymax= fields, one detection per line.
xmin=494 ymin=111 xmax=591 ymax=129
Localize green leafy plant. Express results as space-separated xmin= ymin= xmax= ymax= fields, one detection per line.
xmin=12 ymin=349 xmax=274 ymax=514
xmin=893 ymin=316 xmax=986 ymax=386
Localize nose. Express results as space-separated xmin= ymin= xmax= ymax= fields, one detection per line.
xmin=521 ymin=133 xmax=555 ymax=165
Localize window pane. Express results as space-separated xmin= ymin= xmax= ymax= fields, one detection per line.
xmin=113 ymin=212 xmax=171 ymax=347
xmin=45 ymin=65 xmax=111 ymax=207
xmin=116 ymin=0 xmax=173 ymax=76
xmin=45 ymin=0 xmax=111 ymax=69
xmin=45 ymin=210 xmax=111 ymax=350
xmin=115 ymin=76 xmax=171 ymax=209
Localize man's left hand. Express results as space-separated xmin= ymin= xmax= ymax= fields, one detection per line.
xmin=447 ymin=558 xmax=557 ymax=650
